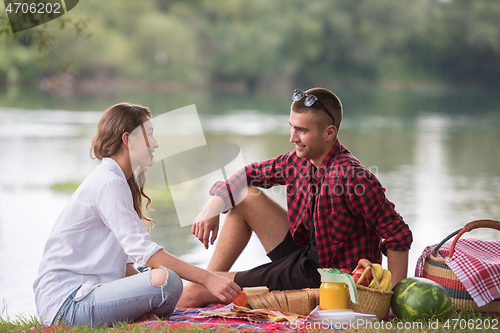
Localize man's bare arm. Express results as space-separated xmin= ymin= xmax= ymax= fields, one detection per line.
xmin=387 ymin=249 xmax=409 ymax=288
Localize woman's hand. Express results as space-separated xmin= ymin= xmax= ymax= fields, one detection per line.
xmin=203 ymin=272 xmax=242 ymax=303
xmin=125 ymin=263 xmax=139 ymax=277
xmin=147 ymin=250 xmax=243 ymax=307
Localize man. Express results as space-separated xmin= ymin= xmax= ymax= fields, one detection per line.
xmin=177 ymin=87 xmax=412 ymax=308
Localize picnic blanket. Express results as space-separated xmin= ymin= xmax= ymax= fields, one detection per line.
xmin=415 ymin=238 xmax=500 ymax=307
xmin=162 ymin=304 xmax=304 ymax=331
xmin=22 ymin=305 xmax=311 ymax=332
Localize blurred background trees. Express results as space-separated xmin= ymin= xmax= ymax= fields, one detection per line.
xmin=1 ymin=0 xmax=500 ymax=93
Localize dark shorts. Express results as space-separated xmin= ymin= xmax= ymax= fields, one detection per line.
xmin=233 ymin=232 xmax=321 ymax=290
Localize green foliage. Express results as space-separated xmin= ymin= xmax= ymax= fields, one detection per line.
xmin=405 ymin=0 xmax=500 ymax=85
xmin=0 ymin=7 xmax=92 ymax=81
xmin=2 ymin=0 xmax=500 ymax=88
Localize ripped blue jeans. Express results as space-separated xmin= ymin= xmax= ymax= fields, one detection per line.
xmin=52 ymin=267 xmax=182 ymax=328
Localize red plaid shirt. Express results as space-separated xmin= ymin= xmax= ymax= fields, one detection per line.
xmin=210 ymin=139 xmax=412 ymax=270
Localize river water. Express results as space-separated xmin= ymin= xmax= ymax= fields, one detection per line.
xmin=1 ymin=87 xmax=499 ymax=320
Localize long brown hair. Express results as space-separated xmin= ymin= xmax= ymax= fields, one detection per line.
xmin=90 ymin=103 xmax=155 ymax=231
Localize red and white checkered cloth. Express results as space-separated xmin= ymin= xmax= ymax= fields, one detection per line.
xmin=415 ymin=238 xmax=500 ymax=307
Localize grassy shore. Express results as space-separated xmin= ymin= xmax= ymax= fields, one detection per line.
xmin=2 ymin=310 xmax=500 ymax=333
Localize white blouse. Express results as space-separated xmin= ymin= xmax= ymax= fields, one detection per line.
xmin=33 ymin=158 xmax=163 ymax=325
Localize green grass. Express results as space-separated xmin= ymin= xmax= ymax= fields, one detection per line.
xmin=0 ymin=316 xmax=213 ymax=333
xmin=50 ymin=180 xmax=82 ymax=193
xmin=0 ymin=315 xmax=41 ymax=333
xmin=2 ymin=310 xmax=499 ymax=332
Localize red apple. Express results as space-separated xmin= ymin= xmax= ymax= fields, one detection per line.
xmin=351 ymin=268 xmax=371 ymax=286
xmin=340 ymin=268 xmax=349 ymax=274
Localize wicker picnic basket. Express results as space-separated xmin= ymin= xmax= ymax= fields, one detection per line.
xmin=347 ymin=262 xmax=393 ymax=320
xmin=422 ymin=219 xmax=500 ymax=313
xmin=246 ymin=262 xmax=392 ymax=319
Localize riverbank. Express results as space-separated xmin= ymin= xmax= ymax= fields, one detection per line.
xmin=2 ymin=74 xmax=451 ymax=98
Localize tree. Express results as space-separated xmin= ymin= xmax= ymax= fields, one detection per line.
xmin=405 ymin=0 xmax=500 ymax=85
xmin=0 ymin=9 xmax=91 ymax=85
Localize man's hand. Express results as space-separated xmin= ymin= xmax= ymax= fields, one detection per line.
xmin=192 ymin=196 xmax=226 ymax=249
xmin=192 ymin=215 xmax=220 ymax=249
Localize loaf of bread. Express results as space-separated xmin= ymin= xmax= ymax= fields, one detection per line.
xmin=243 ymin=286 xmax=269 ymax=296
xmin=246 ymin=288 xmax=319 ymax=316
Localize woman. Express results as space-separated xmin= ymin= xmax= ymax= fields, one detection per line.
xmin=33 ymin=103 xmax=241 ymax=327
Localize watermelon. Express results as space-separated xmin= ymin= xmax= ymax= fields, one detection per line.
xmin=391 ymin=277 xmax=452 ymax=321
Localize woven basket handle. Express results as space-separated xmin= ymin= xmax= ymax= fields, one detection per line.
xmin=351 ymin=259 xmax=384 ymax=291
xmin=432 ymin=219 xmax=500 ymax=258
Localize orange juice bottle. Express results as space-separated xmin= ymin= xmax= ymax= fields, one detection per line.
xmin=319 ymin=282 xmax=349 ymax=310
xmin=317 ymin=268 xmax=358 ymax=310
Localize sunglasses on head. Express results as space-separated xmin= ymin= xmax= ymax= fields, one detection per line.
xmin=292 ymin=89 xmax=335 ymax=126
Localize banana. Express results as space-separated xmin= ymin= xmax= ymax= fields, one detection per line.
xmin=367 ymin=264 xmax=384 ymax=289
xmin=379 ymin=269 xmax=392 ymax=291
xmin=371 ymin=264 xmax=384 ymax=282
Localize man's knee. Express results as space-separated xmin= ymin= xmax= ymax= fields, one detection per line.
xmin=232 ymin=186 xmax=264 ymax=209
xmin=150 ymin=268 xmax=168 ymax=286
xmin=247 ymin=186 xmax=262 ymax=197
